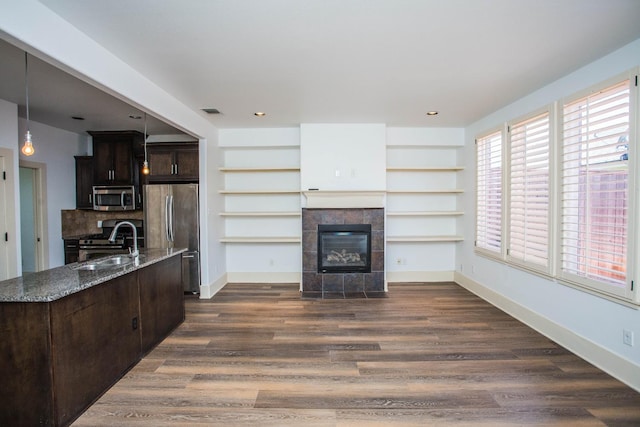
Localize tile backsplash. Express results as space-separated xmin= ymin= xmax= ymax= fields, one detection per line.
xmin=61 ymin=209 xmax=143 ymax=239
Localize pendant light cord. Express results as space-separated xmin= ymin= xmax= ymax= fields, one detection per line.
xmin=143 ymin=112 xmax=148 ymax=160
xmin=25 ymin=52 xmax=29 ymax=127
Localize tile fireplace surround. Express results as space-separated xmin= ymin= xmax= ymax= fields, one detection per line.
xmin=302 ymin=208 xmax=385 ymax=299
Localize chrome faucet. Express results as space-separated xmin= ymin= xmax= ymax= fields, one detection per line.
xmin=108 ymin=221 xmax=139 ymax=258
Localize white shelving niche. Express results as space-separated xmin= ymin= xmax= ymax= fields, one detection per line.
xmin=219 ymin=145 xmax=302 ymax=244
xmin=386 ymin=135 xmax=464 ymax=282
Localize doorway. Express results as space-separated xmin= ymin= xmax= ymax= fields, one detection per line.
xmin=19 ymin=161 xmax=48 ymax=273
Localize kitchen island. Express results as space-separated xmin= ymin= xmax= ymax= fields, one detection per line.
xmin=0 ymin=248 xmax=186 ymax=427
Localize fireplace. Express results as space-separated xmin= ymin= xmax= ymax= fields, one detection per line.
xmin=318 ymin=224 xmax=371 ymax=274
xmin=302 ymin=208 xmax=384 ymax=298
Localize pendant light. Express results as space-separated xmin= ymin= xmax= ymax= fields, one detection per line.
xmin=21 ymin=52 xmax=35 ymax=156
xmin=141 ymin=113 xmax=150 ymax=175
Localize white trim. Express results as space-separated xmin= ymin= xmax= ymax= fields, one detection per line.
xmin=454 ymin=271 xmax=640 ymax=393
xmin=226 ymin=272 xmax=301 ymax=284
xmin=387 ymin=270 xmax=455 ymax=283
xmin=198 ymin=273 xmax=227 ymax=299
xmin=19 ymin=160 xmax=49 ymax=271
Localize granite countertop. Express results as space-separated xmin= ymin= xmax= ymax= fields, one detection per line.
xmin=0 ymin=248 xmax=187 ymax=303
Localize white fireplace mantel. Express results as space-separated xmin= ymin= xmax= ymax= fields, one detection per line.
xmin=303 ymin=191 xmax=386 ymax=209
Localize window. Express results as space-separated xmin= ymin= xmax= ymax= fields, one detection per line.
xmin=559 ymin=77 xmax=632 ymax=298
xmin=507 ymin=111 xmax=551 ymax=272
xmin=475 ymin=71 xmax=637 ymax=303
xmin=476 ymin=130 xmax=503 ymax=256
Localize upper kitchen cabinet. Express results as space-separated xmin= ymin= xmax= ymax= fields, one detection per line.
xmin=75 ymin=155 xmax=93 ymax=209
xmin=89 ymin=131 xmax=143 ymax=185
xmin=146 ymin=142 xmax=199 ymax=183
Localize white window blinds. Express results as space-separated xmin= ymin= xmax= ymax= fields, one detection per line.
xmin=560 ymin=79 xmax=630 ymax=291
xmin=476 ymin=130 xmax=503 ymax=255
xmin=508 ymin=112 xmax=550 ymax=270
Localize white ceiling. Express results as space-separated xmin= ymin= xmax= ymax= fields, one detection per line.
xmin=3 ymin=0 xmax=640 ymax=133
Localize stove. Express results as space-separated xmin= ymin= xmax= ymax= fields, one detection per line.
xmin=78 ymin=219 xmax=144 ymax=261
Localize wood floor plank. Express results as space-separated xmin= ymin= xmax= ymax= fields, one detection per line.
xmin=72 ymin=282 xmax=640 ymax=426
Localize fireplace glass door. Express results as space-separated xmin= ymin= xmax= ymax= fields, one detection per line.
xmin=318 ymin=224 xmax=372 ymax=273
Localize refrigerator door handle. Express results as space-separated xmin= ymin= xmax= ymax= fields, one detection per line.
xmin=165 ymin=195 xmax=171 ymax=242
xmin=168 ymin=195 xmax=175 ymax=242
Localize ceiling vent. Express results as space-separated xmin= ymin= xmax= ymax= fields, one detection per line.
xmin=202 ymin=108 xmax=221 ymax=114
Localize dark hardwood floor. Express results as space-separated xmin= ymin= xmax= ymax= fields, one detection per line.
xmin=73 ymin=283 xmax=640 ymax=426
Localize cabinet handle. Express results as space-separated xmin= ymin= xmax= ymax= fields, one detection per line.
xmin=174 ymin=163 xmax=178 ymax=175
xmin=88 ymin=194 xmax=92 ymax=203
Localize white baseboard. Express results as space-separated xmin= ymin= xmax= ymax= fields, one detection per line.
xmin=386 ymin=270 xmax=455 ymax=283
xmin=226 ymin=271 xmax=301 ymax=284
xmin=454 ymin=271 xmax=640 ymax=393
xmin=198 ymin=273 xmax=227 ymax=299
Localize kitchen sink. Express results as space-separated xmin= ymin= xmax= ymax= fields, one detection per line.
xmin=98 ymin=255 xmax=135 ymax=266
xmin=72 ymin=254 xmax=144 ymax=271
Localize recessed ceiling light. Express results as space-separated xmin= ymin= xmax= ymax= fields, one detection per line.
xmin=129 ymin=114 xmax=142 ymax=119
xmin=254 ymin=112 xmax=266 ymax=117
xmin=426 ymin=111 xmax=439 ymax=116
xmin=202 ymin=108 xmax=221 ymax=114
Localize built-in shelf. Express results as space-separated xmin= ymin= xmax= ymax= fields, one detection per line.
xmin=386 ymin=166 xmax=465 ymax=171
xmin=387 ymin=189 xmax=464 ymax=194
xmin=219 ymin=167 xmax=300 ymax=172
xmin=220 ymin=236 xmax=301 ymax=243
xmin=386 ymin=235 xmax=464 ymax=242
xmin=219 ymin=143 xmax=302 ymax=247
xmin=386 ymin=144 xmax=464 ymax=149
xmin=386 ymin=211 xmax=464 ymax=217
xmin=385 ymin=141 xmax=465 ymax=273
xmin=220 ymin=211 xmax=301 ymax=217
xmin=219 ymin=145 xmax=299 ymax=150
xmin=219 ymin=189 xmax=301 ymax=194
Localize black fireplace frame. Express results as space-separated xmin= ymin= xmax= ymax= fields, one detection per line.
xmin=317 ymin=224 xmax=372 ymax=274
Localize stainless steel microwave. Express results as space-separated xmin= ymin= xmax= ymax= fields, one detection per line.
xmin=92 ymin=185 xmax=136 ymax=211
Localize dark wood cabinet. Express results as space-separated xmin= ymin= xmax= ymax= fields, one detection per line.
xmin=0 ymin=254 xmax=184 ymax=426
xmin=63 ymin=239 xmax=79 ymax=264
xmin=0 ymin=303 xmax=54 ymax=427
xmin=89 ymin=131 xmax=142 ymax=185
xmin=146 ymin=143 xmax=199 ymax=183
xmin=139 ymin=254 xmax=184 ymax=354
xmin=50 ymin=273 xmax=140 ymax=426
xmin=74 ymin=155 xmax=94 ymax=209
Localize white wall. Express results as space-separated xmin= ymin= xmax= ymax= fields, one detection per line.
xmin=459 ymin=38 xmax=640 ymax=390
xmin=300 ymin=124 xmax=386 ymax=192
xmin=18 ymin=118 xmax=87 ymax=267
xmin=199 ymin=134 xmax=226 ymax=298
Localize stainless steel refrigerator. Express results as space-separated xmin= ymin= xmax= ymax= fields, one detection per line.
xmin=144 ymin=183 xmax=200 ymax=293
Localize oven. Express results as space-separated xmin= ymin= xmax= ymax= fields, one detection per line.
xmin=78 ymin=240 xmax=130 ymax=261
xmin=77 ymin=219 xmax=144 ymax=262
